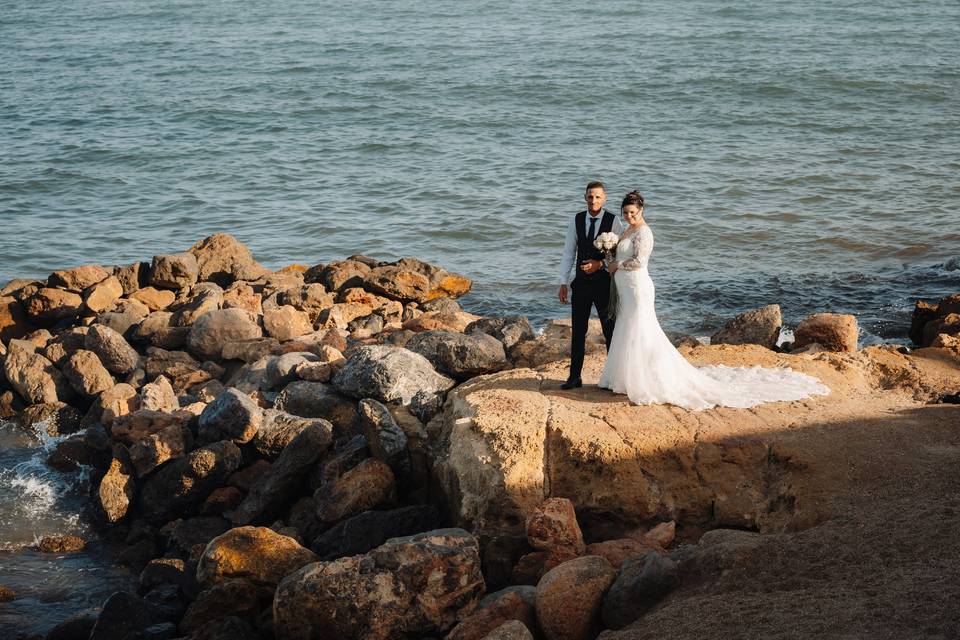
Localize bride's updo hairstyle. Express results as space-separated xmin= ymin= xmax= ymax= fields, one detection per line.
xmin=621 ymin=190 xmax=645 ymax=211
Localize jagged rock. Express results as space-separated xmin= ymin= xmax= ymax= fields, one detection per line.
xmin=85 ymin=324 xmax=140 ymax=375
xmin=273 ymin=528 xmax=484 ymax=640
xmin=403 ymin=309 xmax=481 ymax=333
xmin=221 ymin=337 xmax=281 ymax=363
xmin=0 ymin=295 xmax=34 ymax=341
xmin=315 ymin=458 xmax=395 ymax=523
xmin=264 ymin=352 xmax=319 ymax=389
xmin=348 ymin=312 xmax=384 ymax=338
xmin=536 ymin=556 xmax=616 ymax=640
xmin=3 ymin=339 xmax=71 ymax=404
xmin=318 ymin=302 xmax=376 ymax=330
xmin=274 ymin=380 xmax=360 ymax=439
xmin=316 ymin=260 xmax=371 ymax=292
xmin=84 ymin=275 xmax=124 ymax=313
xmin=202 ymin=486 xmax=243 ymax=515
xmin=150 ymin=251 xmax=199 ymax=289
xmin=253 ymin=409 xmax=328 ymax=459
xmin=481 ymin=620 xmax=535 ymax=640
xmin=17 ymin=401 xmax=82 ymax=436
xmin=188 ymin=308 xmax=263 ymax=360
xmin=794 ymin=313 xmax=858 ymax=352
xmin=189 ymin=233 xmax=270 ymax=286
xmin=364 ymin=265 xmax=432 ymax=303
xmin=128 ymin=421 xmax=192 ymax=477
xmin=111 ymin=409 xmax=192 ymax=445
xmin=710 ymin=304 xmax=782 ymax=349
xmin=230 ymin=422 xmax=333 ymax=525
xmin=23 ymin=327 xmax=53 ymax=348
xmin=220 ymin=281 xmax=261 ymax=315
xmin=138 ymin=440 xmax=242 ymax=523
xmin=93 ymin=382 xmax=139 ymax=427
xmin=63 ymin=349 xmax=114 ymax=397
xmin=35 ymin=533 xmax=86 ymax=553
xmin=96 ymin=298 xmax=151 ymax=336
xmin=512 ymin=548 xmax=579 ymax=585
xmin=95 ymin=444 xmax=136 ymax=524
xmin=465 ymin=316 xmax=536 ymax=354
xmin=171 ymin=282 xmax=224 ymax=327
xmin=600 ymin=552 xmax=679 ymax=629
xmin=311 ymin=504 xmax=441 ymax=560
xmin=332 ymin=345 xmax=454 ymax=405
xmin=198 ymin=388 xmax=262 ymax=444
xmin=179 ymin=579 xmax=259 ymax=634
xmin=88 ymin=591 xmax=155 ymax=640
xmin=224 ymin=355 xmax=271 ymax=393
xmin=0 ymin=390 xmax=21 ymax=419
xmin=159 ymin=515 xmax=230 ymax=560
xmin=42 ymin=326 xmax=88 ymax=366
xmin=25 ymin=287 xmax=84 ymax=321
xmin=526 ymin=498 xmax=586 ymax=555
xmin=140 ymin=375 xmax=179 ymax=412
xmin=295 ymin=360 xmax=332 ymax=382
xmin=116 ymin=261 xmax=148 ymax=295
xmin=197 ymin=526 xmax=317 ymax=593
xmin=44 ymin=611 xmax=98 ymax=640
xmin=359 ymin=398 xmax=409 ymax=477
xmin=406 ymin=330 xmax=508 ymax=380
xmin=447 ymin=590 xmax=537 ymax=640
xmin=49 ymin=264 xmax=110 ymax=291
xmin=278 ymin=285 xmax=336 ymax=321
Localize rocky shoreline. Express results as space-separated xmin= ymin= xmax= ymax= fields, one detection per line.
xmin=1 ymin=233 xmax=958 ymax=639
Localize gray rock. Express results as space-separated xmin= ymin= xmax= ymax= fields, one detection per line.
xmin=710 ymin=304 xmax=782 ymax=349
xmin=221 ymin=337 xmax=281 ymax=363
xmin=358 ymin=398 xmax=409 ymax=475
xmin=275 ymin=381 xmax=360 ymax=440
xmin=331 ymin=345 xmax=454 ymax=404
xmin=406 ymin=330 xmax=508 ymax=380
xmin=116 ymin=261 xmax=148 ymax=295
xmin=198 ymin=388 xmax=262 ymax=444
xmin=315 ymin=458 xmax=395 ymax=523
xmin=230 ymin=422 xmax=333 ymax=525
xmin=465 ymin=316 xmax=536 ymax=354
xmin=310 ymin=504 xmax=440 ymax=560
xmin=481 ymin=620 xmax=534 ymax=640
xmin=150 ymin=252 xmax=199 ymax=289
xmin=225 ymin=355 xmax=271 ymax=393
xmin=85 ymin=324 xmax=141 ymax=375
xmin=188 ymin=309 xmax=263 ymax=360
xmin=264 ymin=352 xmax=319 ymax=390
xmin=95 ymin=298 xmax=151 ymax=336
xmin=600 ymin=551 xmax=680 ymax=629
xmin=89 ymin=591 xmax=155 ymax=640
xmin=138 ymin=440 xmax=242 ymax=523
xmin=253 ymin=409 xmax=329 ymax=460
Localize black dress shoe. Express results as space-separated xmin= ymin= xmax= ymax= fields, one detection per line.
xmin=560 ymin=377 xmax=583 ymax=390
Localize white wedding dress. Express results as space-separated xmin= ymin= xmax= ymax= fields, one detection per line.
xmin=598 ymin=224 xmax=830 ymax=410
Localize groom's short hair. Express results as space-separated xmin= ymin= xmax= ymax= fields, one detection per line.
xmin=585 ymin=181 xmax=605 ymax=193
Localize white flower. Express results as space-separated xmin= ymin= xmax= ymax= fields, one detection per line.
xmin=594 ymin=232 xmax=619 ymax=251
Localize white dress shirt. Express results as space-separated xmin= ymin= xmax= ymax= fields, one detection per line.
xmin=558 ymin=210 xmax=625 ymax=285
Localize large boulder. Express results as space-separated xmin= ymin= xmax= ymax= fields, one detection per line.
xmin=365 ymin=265 xmax=432 ymax=303
xmin=332 ymin=345 xmax=455 ymax=405
xmin=179 ymin=579 xmax=259 ymax=635
xmin=188 ymin=308 xmax=263 ymax=360
xmin=150 ymin=252 xmax=199 ymax=289
xmin=229 ymin=422 xmax=333 ymax=525
xmin=2 ymin=339 xmax=72 ymax=404
xmin=406 ymin=330 xmax=508 ymax=380
xmin=138 ymin=440 xmax=242 ymax=523
xmin=62 ymin=349 xmax=114 ymax=398
xmin=535 ymin=556 xmax=616 ymax=640
xmin=710 ymin=304 xmax=782 ymax=349
xmin=600 ymin=551 xmax=680 ymax=630
xmin=198 ymin=388 xmax=262 ymax=444
xmin=315 ymin=260 xmax=371 ymax=292
xmin=273 ymin=528 xmax=484 ymax=640
xmin=189 ymin=233 xmax=270 ymax=286
xmin=197 ymin=526 xmax=317 ymax=592
xmin=793 ymin=313 xmax=858 ymax=352
xmin=84 ymin=324 xmax=140 ymax=375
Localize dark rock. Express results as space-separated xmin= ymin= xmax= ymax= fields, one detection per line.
xmin=150 ymin=252 xmax=199 ymax=290
xmin=600 ymin=551 xmax=680 ymax=630
xmin=406 ymin=330 xmax=508 ymax=380
xmin=44 ymin=611 xmax=98 ymax=640
xmin=465 ymin=316 xmax=535 ymax=354
xmin=316 ymin=260 xmax=371 ymax=292
xmin=310 ymin=504 xmax=441 ymax=560
xmin=138 ymin=557 xmax=188 ymax=596
xmin=274 ymin=381 xmax=360 ymax=440
xmin=89 ymin=591 xmax=155 ymax=640
xmin=179 ymin=579 xmax=259 ymax=634
xmin=187 ymin=615 xmax=258 ymax=640
xmin=34 ymin=534 xmax=85 ymax=553
xmin=116 ymin=538 xmax=158 ymax=572
xmin=17 ymin=402 xmax=83 ymax=436
xmin=315 ymin=458 xmax=395 ymax=523
xmin=358 ymin=397 xmax=410 ymax=480
xmin=158 ymin=516 xmax=230 ymax=561
xmin=710 ymin=304 xmax=782 ymax=349
xmin=252 ymin=409 xmax=327 ymax=460
xmin=198 ymin=388 xmax=262 ymax=444
xmin=85 ymin=324 xmax=140 ymax=375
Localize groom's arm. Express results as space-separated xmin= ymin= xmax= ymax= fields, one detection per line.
xmin=557 ymin=216 xmax=577 ymax=304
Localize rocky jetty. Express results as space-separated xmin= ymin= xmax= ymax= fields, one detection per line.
xmin=2 ymin=233 xmax=959 ymax=639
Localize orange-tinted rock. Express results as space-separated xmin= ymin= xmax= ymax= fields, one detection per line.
xmin=49 ymin=264 xmax=111 ymax=292
xmin=584 ymin=538 xmax=662 ymax=569
xmin=794 ymin=313 xmax=858 ymax=352
xmin=197 ymin=526 xmax=317 ymax=593
xmin=130 ymin=286 xmax=176 ymax=311
xmin=0 ymin=295 xmax=34 ymax=341
xmin=512 ymin=548 xmax=579 ymax=585
xmin=446 ymin=591 xmax=536 ymax=640
xmin=25 ymin=288 xmax=84 ymax=321
xmin=84 ymin=275 xmax=124 ymax=313
xmin=535 ymin=556 xmax=616 ymax=640
xmin=526 ymin=498 xmax=585 ymax=555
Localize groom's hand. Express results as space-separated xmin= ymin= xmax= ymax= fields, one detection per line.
xmin=579 ymin=259 xmax=602 ymax=275
xmin=558 ymin=285 xmax=568 ymax=304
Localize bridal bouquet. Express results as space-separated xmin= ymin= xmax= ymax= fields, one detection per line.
xmin=593 ymin=232 xmax=619 ymax=262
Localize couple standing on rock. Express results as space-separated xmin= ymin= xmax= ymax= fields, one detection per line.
xmin=557 ymin=181 xmax=829 ymax=411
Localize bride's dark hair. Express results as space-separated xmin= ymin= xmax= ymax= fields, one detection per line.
xmin=621 ymin=190 xmax=645 ymax=211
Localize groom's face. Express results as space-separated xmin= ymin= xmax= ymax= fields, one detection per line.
xmin=585 ymin=187 xmax=606 ymax=214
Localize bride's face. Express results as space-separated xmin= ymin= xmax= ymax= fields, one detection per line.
xmin=622 ymin=204 xmax=643 ymax=226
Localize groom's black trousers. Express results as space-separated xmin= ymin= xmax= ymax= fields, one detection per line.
xmin=569 ymin=271 xmax=616 ymax=380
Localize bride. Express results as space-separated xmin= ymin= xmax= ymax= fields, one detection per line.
xmin=598 ymin=190 xmax=830 ymax=411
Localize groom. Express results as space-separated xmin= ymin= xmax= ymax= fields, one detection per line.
xmin=557 ymin=181 xmax=623 ymax=389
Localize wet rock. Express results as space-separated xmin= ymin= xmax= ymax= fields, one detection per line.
xmin=310 ymin=504 xmax=441 ymax=560
xmin=170 ymin=282 xmax=224 ymax=327
xmin=85 ymin=324 xmax=140 ymax=375
xmin=0 ymin=390 xmax=21 ymax=419
xmin=273 ymin=528 xmax=484 ymax=640
xmin=332 ymin=345 xmax=454 ymax=405
xmin=49 ymin=264 xmax=111 ymax=292
xmin=88 ymin=591 xmax=155 ymax=640
xmin=274 ymin=380 xmax=360 ymax=439
xmin=179 ymin=579 xmax=259 ymax=634
xmin=35 ymin=534 xmax=86 ymax=553
xmin=198 ymin=388 xmax=262 ymax=444
xmin=150 ymin=252 xmax=199 ymax=289
xmin=95 ymin=444 xmax=136 ymax=523
xmin=447 ymin=590 xmax=537 ymax=640
xmin=63 ymin=349 xmax=114 ymax=397
xmin=84 ymin=275 xmax=124 ymax=314
xmin=794 ymin=313 xmax=859 ymax=352
xmin=263 ymin=305 xmax=314 ymax=341
xmin=253 ymin=409 xmax=328 ymax=459
xmin=138 ymin=440 xmax=242 ymax=523
xmin=197 ymin=526 xmax=317 ymax=593
xmin=3 ymin=340 xmax=71 ymax=404
xmin=44 ymin=611 xmax=98 ymax=640
xmin=481 ymin=620 xmax=535 ymax=640
xmin=407 ymin=330 xmax=508 ymax=380
xmin=316 ymin=457 xmax=395 ymax=523
xmin=526 ymin=498 xmax=585 ymax=555
xmin=465 ymin=316 xmax=536 ymax=354
xmin=189 ymin=233 xmax=270 ymax=286
xmin=710 ymin=304 xmax=782 ymax=349
xmin=600 ymin=552 xmax=680 ymax=629
xmin=230 ymin=422 xmax=332 ymax=525
xmin=188 ymin=308 xmax=263 ymax=360
xmin=316 ymin=260 xmax=371 ymax=292
xmin=17 ymin=401 xmax=82 ymax=436
xmin=535 ymin=556 xmax=616 ymax=640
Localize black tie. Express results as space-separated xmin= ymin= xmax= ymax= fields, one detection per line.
xmin=587 ymin=216 xmax=597 ymax=243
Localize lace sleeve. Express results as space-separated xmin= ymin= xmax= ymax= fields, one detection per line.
xmin=619 ymin=225 xmax=653 ymax=271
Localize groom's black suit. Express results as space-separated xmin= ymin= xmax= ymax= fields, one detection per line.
xmin=569 ymin=209 xmax=617 ymax=381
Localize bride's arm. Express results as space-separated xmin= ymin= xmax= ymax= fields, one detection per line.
xmin=619 ymin=225 xmax=653 ymax=271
